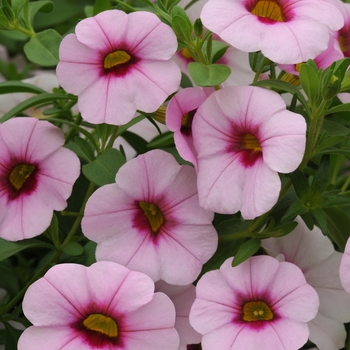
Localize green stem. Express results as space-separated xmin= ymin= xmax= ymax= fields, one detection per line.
xmin=65 ymin=114 xmax=82 ymax=143
xmin=106 ymin=126 xmax=120 ymax=149
xmin=253 ymin=57 xmax=271 ymax=83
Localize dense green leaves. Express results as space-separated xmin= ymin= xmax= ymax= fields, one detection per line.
xmin=188 ymin=62 xmax=231 ymax=86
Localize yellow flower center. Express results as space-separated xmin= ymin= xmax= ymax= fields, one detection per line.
xmin=339 ymin=34 xmax=350 ymax=56
xmin=242 ymin=133 xmax=262 ymax=152
xmin=83 ymin=314 xmax=118 ymax=338
xmin=251 ymin=0 xmax=285 ymax=22
xmin=9 ymin=164 xmax=35 ymax=191
xmin=139 ymin=202 xmax=164 ymax=234
xmin=180 ymin=48 xmax=193 ymax=59
xmin=104 ymin=50 xmax=131 ymax=69
xmin=242 ymin=301 xmax=274 ymax=321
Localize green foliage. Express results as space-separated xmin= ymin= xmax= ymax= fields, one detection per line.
xmin=188 ymin=62 xmax=231 ymax=86
xmin=232 ymin=238 xmax=261 ymax=267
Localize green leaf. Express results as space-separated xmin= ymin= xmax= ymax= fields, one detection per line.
xmin=93 ymin=0 xmax=111 ymax=15
xmin=83 ymin=241 xmax=97 ymax=266
xmin=309 ymin=154 xmax=330 ymax=199
xmin=232 ymin=238 xmax=261 ymax=267
xmin=116 ymin=114 xmax=145 ymax=137
xmin=280 ymin=199 xmax=307 ymax=223
xmin=0 ymin=238 xmax=53 ymax=262
xmin=62 ymin=242 xmax=84 ymax=256
xmin=215 ymin=218 xmax=249 ymax=237
xmin=290 ymin=169 xmax=310 ymax=201
xmin=147 ymin=132 xmax=174 ymax=148
xmin=0 ymin=80 xmax=45 ymax=94
xmin=259 ymin=221 xmax=298 ymax=238
xmin=211 ymin=40 xmax=229 ymax=63
xmin=82 ymin=148 xmax=126 ymax=186
xmin=11 ymin=0 xmax=28 ymax=16
xmin=24 ymin=29 xmax=62 ymax=66
xmin=323 ymin=207 xmax=350 ymax=251
xmin=299 ymin=63 xmax=320 ymax=106
xmin=171 ymin=14 xmax=192 ymax=43
xmin=74 ymin=136 xmax=95 ymax=161
xmin=46 ymin=213 xmax=59 ymax=248
xmin=323 ymin=103 xmax=350 ymax=116
xmin=321 ymin=118 xmax=350 ymax=135
xmin=249 ymin=51 xmax=271 ymax=73
xmin=315 ymin=135 xmax=346 ymax=152
xmin=188 ymin=62 xmax=231 ymax=86
xmin=0 ymin=93 xmax=76 ymax=122
xmin=96 ymin=123 xmax=116 ymax=147
xmin=121 ymin=130 xmax=148 ymax=154
xmin=28 ymin=0 xmax=54 ymax=23
xmin=310 ymin=208 xmax=328 ymax=235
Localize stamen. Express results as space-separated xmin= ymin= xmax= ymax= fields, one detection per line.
xmin=251 ymin=0 xmax=285 ymax=22
xmin=83 ymin=314 xmax=118 ymax=338
xmin=9 ymin=164 xmax=35 ymax=191
xmin=242 ymin=134 xmax=262 ymax=152
xmin=242 ymin=301 xmax=274 ymax=321
xmin=104 ymin=50 xmax=131 ymax=69
xmin=139 ymin=202 xmax=164 ymax=234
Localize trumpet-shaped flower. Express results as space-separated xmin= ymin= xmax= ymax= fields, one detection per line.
xmin=262 ymin=217 xmax=350 ymax=350
xmin=192 ymin=86 xmax=306 ymax=219
xmin=18 ymin=261 xmax=180 ymax=350
xmin=57 ymin=10 xmax=181 ymax=125
xmin=189 ymin=255 xmax=319 ymax=350
xmin=0 ymin=117 xmax=80 ymax=241
xmin=82 ymin=149 xmax=218 ymax=285
xmin=200 ymin=0 xmax=344 ymax=64
xmin=166 ymin=87 xmax=213 ymax=169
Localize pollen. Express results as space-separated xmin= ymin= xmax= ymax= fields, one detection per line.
xmin=250 ymin=0 xmax=285 ymax=22
xmin=242 ymin=301 xmax=274 ymax=322
xmin=9 ymin=164 xmax=35 ymax=191
xmin=83 ymin=313 xmax=118 ymax=338
xmin=242 ymin=133 xmax=262 ymax=152
xmin=139 ymin=201 xmax=164 ymax=234
xmin=104 ymin=50 xmax=131 ymax=69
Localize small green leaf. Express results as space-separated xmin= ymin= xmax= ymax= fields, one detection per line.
xmin=309 ymin=208 xmax=328 ymax=235
xmin=259 ymin=221 xmax=298 ymax=238
xmin=232 ymin=238 xmax=261 ymax=267
xmin=147 ymin=132 xmax=174 ymax=148
xmin=121 ymin=130 xmax=148 ymax=154
xmin=323 ymin=103 xmax=350 ymax=116
xmin=83 ymin=241 xmax=97 ymax=266
xmin=188 ymin=62 xmax=231 ymax=86
xmin=0 ymin=80 xmax=45 ymax=94
xmin=46 ymin=213 xmax=59 ymax=248
xmin=309 ymin=154 xmax=330 ymax=199
xmin=0 ymin=238 xmax=53 ymax=262
xmin=96 ymin=123 xmax=116 ymax=147
xmin=193 ymin=18 xmax=203 ymax=37
xmin=24 ymin=29 xmax=61 ymax=66
xmin=74 ymin=136 xmax=95 ymax=162
xmin=249 ymin=51 xmax=270 ymax=73
xmin=299 ymin=63 xmax=320 ymax=107
xmin=11 ymin=0 xmax=28 ymax=16
xmin=280 ymin=199 xmax=307 ymax=223
xmin=290 ymin=169 xmax=310 ymax=201
xmin=62 ymin=242 xmax=84 ymax=256
xmin=28 ymin=0 xmax=54 ymax=23
xmin=211 ymin=40 xmax=229 ymax=64
xmin=171 ymin=15 xmax=192 ymax=43
xmin=82 ymin=148 xmax=126 ymax=186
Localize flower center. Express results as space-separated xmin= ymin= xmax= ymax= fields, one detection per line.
xmin=181 ymin=109 xmax=196 ymax=135
xmin=83 ymin=314 xmax=118 ymax=338
xmin=242 ymin=133 xmax=262 ymax=152
xmin=9 ymin=164 xmax=36 ymax=191
xmin=339 ymin=33 xmax=350 ymax=56
xmin=180 ymin=48 xmax=193 ymax=59
xmin=242 ymin=301 xmax=273 ymax=321
xmin=250 ymin=0 xmax=285 ymax=22
xmin=139 ymin=202 xmax=164 ymax=234
xmin=104 ymin=50 xmax=131 ymax=69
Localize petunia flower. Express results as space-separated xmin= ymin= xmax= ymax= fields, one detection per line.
xmin=166 ymin=87 xmax=214 ymax=169
xmin=0 ymin=117 xmax=80 ymax=241
xmin=18 ymin=261 xmax=180 ymax=350
xmin=189 ymin=255 xmax=319 ymax=350
xmin=200 ymin=0 xmax=344 ymax=64
xmin=155 ymin=281 xmax=202 ymax=349
xmin=340 ymin=238 xmax=350 ymax=295
xmin=192 ymin=85 xmax=306 ymax=219
xmin=57 ymin=9 xmax=181 ymax=125
xmin=262 ymin=217 xmax=350 ymax=350
xmin=82 ymin=149 xmax=218 ymax=285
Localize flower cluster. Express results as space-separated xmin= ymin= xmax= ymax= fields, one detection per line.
xmin=0 ymin=1 xmax=350 ymax=350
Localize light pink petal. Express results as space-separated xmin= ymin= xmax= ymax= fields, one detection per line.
xmin=75 ymin=10 xmax=128 ymax=51
xmin=308 ymin=312 xmax=347 ymax=350
xmin=121 ymin=293 xmax=180 ymax=350
xmin=126 ymin=12 xmax=178 ymax=59
xmin=305 ymin=251 xmax=350 ymax=322
xmin=82 ymin=184 xmax=137 ymax=242
xmin=18 ymin=326 xmax=89 ymax=350
xmin=240 ymin=159 xmax=280 ymax=219
xmin=340 ymin=237 xmax=350 ymax=294
xmin=262 ymin=216 xmax=335 ymax=271
xmin=116 ymin=150 xmax=180 ymax=200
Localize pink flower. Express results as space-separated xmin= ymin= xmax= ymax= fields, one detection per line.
xmin=335 ymin=0 xmax=350 ymax=57
xmin=155 ymin=281 xmax=202 ymax=349
xmin=0 ymin=117 xmax=80 ymax=241
xmin=82 ymin=149 xmax=218 ymax=285
xmin=18 ymin=261 xmax=180 ymax=350
xmin=189 ymin=255 xmax=319 ymax=350
xmin=200 ymin=0 xmax=344 ymax=64
xmin=262 ymin=217 xmax=350 ymax=350
xmin=192 ymin=85 xmax=306 ymax=219
xmin=166 ymin=87 xmax=214 ymax=169
xmin=340 ymin=238 xmax=350 ymax=295
xmin=57 ymin=10 xmax=181 ymax=125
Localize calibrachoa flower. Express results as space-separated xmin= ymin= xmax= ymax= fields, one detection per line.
xmin=18 ymin=261 xmax=180 ymax=350
xmin=166 ymin=87 xmax=214 ymax=169
xmin=57 ymin=9 xmax=181 ymax=125
xmin=200 ymin=0 xmax=344 ymax=64
xmin=155 ymin=281 xmax=202 ymax=349
xmin=0 ymin=117 xmax=80 ymax=241
xmin=262 ymin=217 xmax=350 ymax=350
xmin=339 ymin=238 xmax=350 ymax=295
xmin=189 ymin=255 xmax=319 ymax=350
xmin=192 ymin=85 xmax=306 ymax=219
xmin=82 ymin=149 xmax=218 ymax=285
